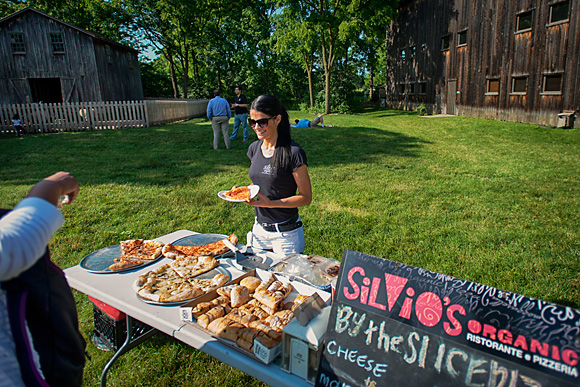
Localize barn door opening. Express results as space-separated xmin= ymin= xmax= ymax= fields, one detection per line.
xmin=446 ymin=80 xmax=456 ymax=115
xmin=28 ymin=78 xmax=63 ymax=103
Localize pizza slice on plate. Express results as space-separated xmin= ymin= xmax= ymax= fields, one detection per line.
xmin=120 ymin=239 xmax=164 ymax=260
xmin=162 ymin=234 xmax=238 ymax=259
xmin=223 ymin=186 xmax=251 ymax=201
xmin=108 ymin=239 xmax=164 ymax=272
xmin=109 ymin=258 xmax=143 ymax=271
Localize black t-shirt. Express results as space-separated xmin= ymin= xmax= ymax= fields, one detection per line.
xmin=234 ymin=94 xmax=248 ymax=115
xmin=247 ymin=140 xmax=308 ymax=224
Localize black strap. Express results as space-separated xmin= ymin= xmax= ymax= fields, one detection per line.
xmin=1 ymin=208 xmax=86 ymax=386
xmin=6 ymin=290 xmax=49 ymax=386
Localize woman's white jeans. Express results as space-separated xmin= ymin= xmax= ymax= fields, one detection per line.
xmin=250 ymin=218 xmax=305 ymax=256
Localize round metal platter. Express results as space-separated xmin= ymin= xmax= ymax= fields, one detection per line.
xmin=169 ymin=233 xmax=234 ymax=259
xmin=80 ymin=244 xmax=163 ymax=274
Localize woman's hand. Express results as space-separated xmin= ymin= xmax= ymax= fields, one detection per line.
xmin=245 ymin=165 xmax=312 ymax=208
xmin=245 ymin=192 xmax=267 ymax=207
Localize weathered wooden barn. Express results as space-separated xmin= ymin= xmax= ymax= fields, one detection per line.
xmin=384 ymin=0 xmax=579 ymax=127
xmin=0 ymin=7 xmax=143 ymax=105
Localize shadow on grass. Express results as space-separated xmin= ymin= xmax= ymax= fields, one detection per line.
xmin=0 ymin=116 xmax=429 ymax=187
xmin=353 ymin=106 xmax=419 ymax=117
xmin=299 ymin=124 xmax=429 ymax=167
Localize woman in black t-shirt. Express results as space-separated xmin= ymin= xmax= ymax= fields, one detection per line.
xmin=245 ymin=94 xmax=312 ymax=255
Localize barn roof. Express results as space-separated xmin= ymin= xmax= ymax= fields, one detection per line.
xmin=0 ymin=7 xmax=138 ymax=54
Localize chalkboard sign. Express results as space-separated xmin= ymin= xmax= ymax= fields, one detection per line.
xmin=315 ymin=250 xmax=580 ymax=387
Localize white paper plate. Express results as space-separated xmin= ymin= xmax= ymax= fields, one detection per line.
xmin=218 ymin=185 xmax=260 ymax=202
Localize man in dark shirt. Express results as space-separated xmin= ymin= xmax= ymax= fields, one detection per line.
xmin=230 ymin=86 xmax=249 ymax=142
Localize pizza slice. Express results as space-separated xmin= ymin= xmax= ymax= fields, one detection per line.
xmin=172 ymin=255 xmax=219 ymax=278
xmin=108 ymin=239 xmax=165 ymax=271
xmin=108 ymin=257 xmax=143 ymax=271
xmin=162 ymin=234 xmax=238 ymax=259
xmin=223 ymin=186 xmax=251 ymax=201
xmin=120 ymin=239 xmax=164 ymax=260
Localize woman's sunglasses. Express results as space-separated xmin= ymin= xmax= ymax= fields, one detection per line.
xmin=248 ymin=116 xmax=276 ymax=128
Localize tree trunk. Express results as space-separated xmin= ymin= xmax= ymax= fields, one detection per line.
xmin=302 ymin=51 xmax=315 ymax=108
xmin=307 ymin=70 xmax=314 ymax=108
xmin=182 ymin=43 xmax=189 ymax=98
xmin=192 ymin=50 xmax=200 ymax=83
xmin=324 ymin=70 xmax=331 ymax=114
xmin=321 ymin=33 xmax=335 ymax=114
xmin=168 ymin=56 xmax=179 ymax=99
xmin=369 ymin=64 xmax=374 ymax=100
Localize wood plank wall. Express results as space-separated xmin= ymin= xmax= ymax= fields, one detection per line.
xmin=385 ymin=0 xmax=579 ymax=127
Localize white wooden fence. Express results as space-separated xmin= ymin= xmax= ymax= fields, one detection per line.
xmin=0 ymin=99 xmax=208 ymax=134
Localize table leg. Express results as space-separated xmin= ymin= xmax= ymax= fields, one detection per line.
xmin=100 ymin=315 xmax=157 ymax=387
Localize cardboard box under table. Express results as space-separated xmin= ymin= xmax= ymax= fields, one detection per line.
xmin=180 ymin=269 xmax=331 ymax=368
xmin=280 ymin=306 xmax=330 ymax=384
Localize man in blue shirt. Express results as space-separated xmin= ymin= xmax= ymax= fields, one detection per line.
xmin=291 ymin=113 xmax=326 ymax=128
xmin=206 ymin=89 xmax=232 ymax=150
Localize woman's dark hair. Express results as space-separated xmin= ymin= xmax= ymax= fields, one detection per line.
xmin=250 ymin=94 xmax=292 ymax=174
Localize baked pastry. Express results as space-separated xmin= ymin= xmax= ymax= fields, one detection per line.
xmin=191 ymin=295 xmax=230 ymax=317
xmin=197 ymin=304 xmax=231 ymax=329
xmin=230 ymin=285 xmax=250 ymax=308
xmin=240 ymin=276 xmax=261 ymax=293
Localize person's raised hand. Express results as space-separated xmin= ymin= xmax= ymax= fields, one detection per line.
xmin=27 ymin=172 xmax=80 ymax=207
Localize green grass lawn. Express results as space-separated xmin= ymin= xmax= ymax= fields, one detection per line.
xmin=1 ymin=108 xmax=579 ymax=386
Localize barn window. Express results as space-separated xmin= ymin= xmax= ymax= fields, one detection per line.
xmin=511 ymin=76 xmax=528 ymax=94
xmin=418 ymin=82 xmax=427 ymax=95
xmin=486 ymin=78 xmax=500 ymax=95
xmin=400 ymin=48 xmax=406 ymax=63
xmin=441 ymin=35 xmax=451 ymax=51
xmin=457 ymin=30 xmax=467 ymax=47
xmin=50 ymin=33 xmax=65 ymax=54
xmin=9 ymin=33 xmax=26 ymax=54
xmin=548 ymin=1 xmax=569 ymax=24
xmin=409 ymin=46 xmax=416 ymax=59
xmin=399 ymin=83 xmax=406 ymax=95
xmin=542 ymin=73 xmax=563 ymax=94
xmin=409 ymin=83 xmax=416 ymax=94
xmin=105 ymin=45 xmax=113 ymax=64
xmin=516 ymin=11 xmax=533 ymax=32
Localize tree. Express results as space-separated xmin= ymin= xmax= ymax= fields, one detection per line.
xmin=15 ymin=0 xmax=132 ymax=43
xmin=275 ymin=0 xmax=397 ymax=113
xmin=349 ymin=0 xmax=396 ymax=101
xmin=140 ymin=58 xmax=173 ymax=98
xmin=0 ymin=1 xmax=24 ymax=19
xmin=273 ymin=5 xmax=319 ymax=108
xmin=124 ymin=0 xmax=229 ymax=99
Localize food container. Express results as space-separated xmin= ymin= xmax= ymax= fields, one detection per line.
xmin=180 ymin=269 xmax=331 ymax=364
xmin=280 ymin=306 xmax=331 ymax=383
xmin=269 ymin=254 xmax=341 ymax=292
